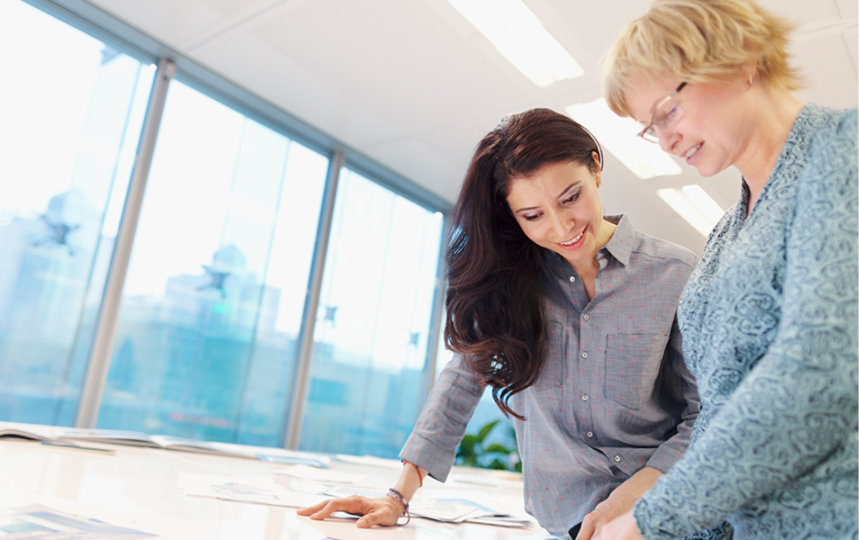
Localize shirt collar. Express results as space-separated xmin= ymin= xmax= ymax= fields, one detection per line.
xmin=600 ymin=214 xmax=633 ymax=267
xmin=541 ymin=214 xmax=636 ymax=272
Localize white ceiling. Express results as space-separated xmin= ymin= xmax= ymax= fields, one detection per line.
xmin=86 ymin=0 xmax=857 ymax=253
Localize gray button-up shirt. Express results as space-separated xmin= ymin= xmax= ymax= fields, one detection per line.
xmin=400 ymin=215 xmax=700 ymax=535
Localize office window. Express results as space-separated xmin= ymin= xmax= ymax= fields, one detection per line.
xmin=300 ymin=168 xmax=443 ymax=457
xmin=0 ymin=1 xmax=153 ymax=424
xmin=2 ymin=1 xmax=450 ymax=456
xmin=97 ymin=80 xmax=329 ymax=445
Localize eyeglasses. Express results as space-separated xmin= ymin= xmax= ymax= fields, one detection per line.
xmin=637 ymin=81 xmax=688 ymax=143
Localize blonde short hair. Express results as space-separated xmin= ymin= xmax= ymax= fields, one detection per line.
xmin=603 ymin=0 xmax=804 ymax=118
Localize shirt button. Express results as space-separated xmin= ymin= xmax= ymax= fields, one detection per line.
xmin=583 ymin=314 xmax=591 ymax=321
xmin=586 ymin=431 xmax=594 ymax=438
xmin=581 ymin=394 xmax=589 ymax=401
xmin=569 ymin=275 xmax=576 ymax=283
xmin=581 ymin=352 xmax=588 ymax=359
xmin=614 ymin=455 xmax=622 ymax=463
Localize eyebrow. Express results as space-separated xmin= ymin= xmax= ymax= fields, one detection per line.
xmin=512 ymin=182 xmax=581 ymax=214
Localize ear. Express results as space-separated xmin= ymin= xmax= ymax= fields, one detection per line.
xmin=592 ymin=151 xmax=602 ymax=187
xmin=742 ymin=59 xmax=758 ymax=88
xmin=591 ymin=150 xmax=602 ymax=171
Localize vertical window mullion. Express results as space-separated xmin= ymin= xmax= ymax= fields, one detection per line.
xmin=75 ymin=58 xmax=175 ymax=428
xmin=283 ymin=149 xmax=345 ymax=449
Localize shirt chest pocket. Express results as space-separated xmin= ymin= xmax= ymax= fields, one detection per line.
xmin=603 ymin=333 xmax=663 ymax=410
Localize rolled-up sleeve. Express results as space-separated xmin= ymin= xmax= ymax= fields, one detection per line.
xmin=399 ymin=353 xmax=485 ymax=482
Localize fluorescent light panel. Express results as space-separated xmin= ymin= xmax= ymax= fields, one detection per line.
xmin=680 ymin=184 xmax=725 ymax=224
xmin=565 ymin=99 xmax=682 ymax=179
xmin=657 ymin=185 xmax=725 ymax=237
xmin=447 ymin=0 xmax=583 ymax=87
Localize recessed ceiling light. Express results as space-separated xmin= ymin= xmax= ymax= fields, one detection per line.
xmin=656 ymin=185 xmax=725 ymax=237
xmin=680 ymin=184 xmax=725 ymax=225
xmin=565 ymin=99 xmax=682 ymax=179
xmin=446 ymin=0 xmax=583 ymax=87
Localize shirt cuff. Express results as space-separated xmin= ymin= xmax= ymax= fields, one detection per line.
xmin=645 ymin=435 xmax=686 ymax=473
xmin=399 ymin=432 xmax=457 ymax=482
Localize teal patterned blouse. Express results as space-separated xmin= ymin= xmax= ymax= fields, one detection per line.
xmin=634 ymin=104 xmax=858 ymax=539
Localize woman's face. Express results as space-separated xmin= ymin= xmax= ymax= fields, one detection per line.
xmin=505 ymin=159 xmax=606 ymax=269
xmin=625 ymin=74 xmax=754 ymax=178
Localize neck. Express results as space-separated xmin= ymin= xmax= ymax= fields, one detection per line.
xmin=571 ymin=218 xmax=617 ymax=277
xmin=735 ymin=87 xmax=804 ymax=199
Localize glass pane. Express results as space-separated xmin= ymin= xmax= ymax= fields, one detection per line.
xmin=98 ymin=80 xmax=329 ymax=445
xmin=0 ymin=1 xmax=153 ymax=425
xmin=301 ymin=168 xmax=444 ymax=457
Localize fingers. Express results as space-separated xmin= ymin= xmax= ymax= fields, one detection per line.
xmin=575 ymin=511 xmax=597 ymax=540
xmin=296 ymin=495 xmax=402 ymax=528
xmin=296 ymin=495 xmax=365 ymax=521
xmin=356 ymin=506 xmax=400 ymax=528
xmin=295 ymin=499 xmax=328 ymax=516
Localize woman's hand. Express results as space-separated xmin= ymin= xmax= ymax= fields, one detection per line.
xmin=296 ymin=495 xmax=403 ymax=528
xmin=575 ymin=466 xmax=660 ymax=540
xmin=591 ymin=510 xmax=645 ymax=540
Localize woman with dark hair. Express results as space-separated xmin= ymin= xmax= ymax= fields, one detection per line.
xmin=299 ymin=108 xmax=700 ymax=538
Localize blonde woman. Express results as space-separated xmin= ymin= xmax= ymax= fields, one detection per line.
xmin=597 ymin=0 xmax=858 ymax=539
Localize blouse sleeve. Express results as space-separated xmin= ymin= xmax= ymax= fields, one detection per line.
xmin=399 ymin=353 xmax=485 ymax=482
xmin=633 ymin=116 xmax=859 ymax=538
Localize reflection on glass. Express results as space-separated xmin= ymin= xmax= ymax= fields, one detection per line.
xmin=98 ymin=81 xmax=329 ymax=445
xmin=301 ymin=168 xmax=444 ymax=457
xmin=0 ymin=1 xmax=152 ymax=425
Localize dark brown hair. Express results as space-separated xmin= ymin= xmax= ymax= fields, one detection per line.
xmin=444 ymin=108 xmax=602 ymax=419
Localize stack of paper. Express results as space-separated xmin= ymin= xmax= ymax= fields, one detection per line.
xmin=177 ymin=473 xmax=324 ymax=508
xmin=410 ymin=497 xmax=533 ymax=527
xmin=0 ymin=504 xmax=155 ymax=538
xmin=320 ymin=487 xmax=534 ymax=528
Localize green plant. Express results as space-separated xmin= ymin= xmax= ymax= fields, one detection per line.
xmin=456 ymin=419 xmax=521 ymax=472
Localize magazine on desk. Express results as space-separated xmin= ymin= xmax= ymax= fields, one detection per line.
xmin=0 ymin=421 xmax=330 ymax=467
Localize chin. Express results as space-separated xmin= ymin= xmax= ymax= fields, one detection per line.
xmin=693 ymin=163 xmax=724 ymax=178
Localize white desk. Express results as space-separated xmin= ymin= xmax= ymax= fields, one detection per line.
xmin=0 ymin=439 xmax=556 ymax=539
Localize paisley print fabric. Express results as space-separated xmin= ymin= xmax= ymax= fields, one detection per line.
xmin=633 ymin=105 xmax=858 ymax=539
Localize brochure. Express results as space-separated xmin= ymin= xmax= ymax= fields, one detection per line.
xmin=0 ymin=421 xmax=330 ymax=466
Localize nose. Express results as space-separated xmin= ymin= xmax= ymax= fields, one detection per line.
xmin=656 ymin=125 xmax=682 ymax=154
xmin=547 ymin=209 xmax=571 ymax=239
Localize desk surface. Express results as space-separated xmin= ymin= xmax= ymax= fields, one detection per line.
xmin=0 ymin=439 xmax=557 ymax=539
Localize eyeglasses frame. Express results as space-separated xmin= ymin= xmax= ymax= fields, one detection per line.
xmin=637 ymin=81 xmax=688 ymax=143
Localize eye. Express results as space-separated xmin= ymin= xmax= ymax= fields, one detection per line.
xmin=522 ymin=213 xmax=541 ymax=221
xmin=563 ymin=192 xmax=580 ymax=204
xmin=655 ymin=103 xmax=680 ymax=126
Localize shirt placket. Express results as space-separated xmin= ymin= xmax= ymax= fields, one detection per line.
xmin=580 ymin=254 xmax=609 ymax=446
xmin=562 ymin=265 xmax=592 ymax=445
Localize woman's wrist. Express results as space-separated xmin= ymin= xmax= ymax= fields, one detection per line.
xmin=392 ymin=460 xmax=425 ymax=501
xmin=386 ymin=488 xmax=411 ymax=525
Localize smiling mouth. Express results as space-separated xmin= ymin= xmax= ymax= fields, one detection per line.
xmin=683 ymin=143 xmax=703 ymax=160
xmin=560 ymin=231 xmax=584 ymax=246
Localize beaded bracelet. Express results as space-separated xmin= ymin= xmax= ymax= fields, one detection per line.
xmin=386 ymin=487 xmax=411 ymax=526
